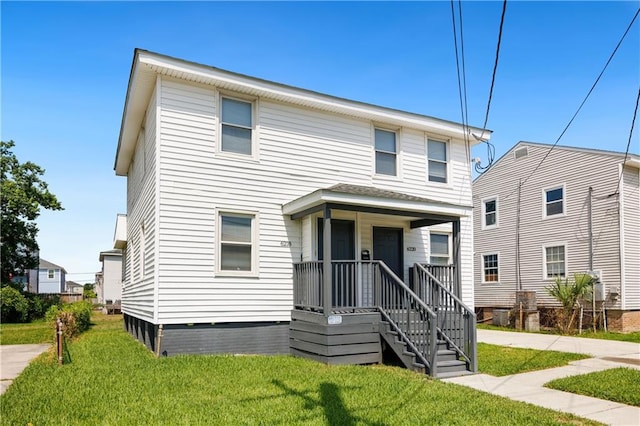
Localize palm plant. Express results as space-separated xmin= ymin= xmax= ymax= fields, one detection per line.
xmin=545 ymin=273 xmax=593 ymax=333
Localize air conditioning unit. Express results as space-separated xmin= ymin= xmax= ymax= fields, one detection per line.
xmin=588 ymin=270 xmax=605 ymax=302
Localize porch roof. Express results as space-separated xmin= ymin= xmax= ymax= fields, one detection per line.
xmin=282 ymin=184 xmax=471 ymax=227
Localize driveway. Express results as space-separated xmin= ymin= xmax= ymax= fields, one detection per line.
xmin=0 ymin=344 xmax=50 ymax=395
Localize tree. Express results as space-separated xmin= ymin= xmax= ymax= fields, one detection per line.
xmin=1 ymin=140 xmax=63 ymax=282
xmin=83 ymin=283 xmax=97 ymax=299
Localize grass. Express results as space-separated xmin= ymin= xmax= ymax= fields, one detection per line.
xmin=0 ymin=319 xmax=54 ymax=345
xmin=545 ymin=368 xmax=640 ymax=407
xmin=477 ymin=324 xmax=640 ymax=344
xmin=0 ymin=314 xmax=599 ymax=425
xmin=478 ymin=343 xmax=589 ymax=376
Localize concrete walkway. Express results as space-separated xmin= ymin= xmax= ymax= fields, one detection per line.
xmin=443 ymin=330 xmax=640 ymax=426
xmin=0 ymin=344 xmax=50 ymax=395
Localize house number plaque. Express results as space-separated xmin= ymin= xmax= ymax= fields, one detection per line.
xmin=406 ymin=247 xmax=416 ymax=251
xmin=327 ymin=315 xmax=342 ymax=325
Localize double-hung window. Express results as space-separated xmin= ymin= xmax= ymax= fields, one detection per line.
xmin=374 ymin=128 xmax=397 ymax=176
xmin=482 ymin=254 xmax=499 ymax=283
xmin=428 ymin=139 xmax=447 ymax=183
xmin=483 ymin=197 xmax=498 ymax=229
xmin=544 ymin=245 xmax=566 ymax=278
xmin=219 ymin=212 xmax=256 ymax=273
xmin=48 ymin=269 xmax=55 ymax=279
xmin=221 ymin=97 xmax=253 ymax=155
xmin=429 ymin=233 xmax=450 ymax=265
xmin=544 ymin=185 xmax=564 ymax=217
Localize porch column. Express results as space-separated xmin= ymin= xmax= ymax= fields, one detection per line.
xmin=322 ymin=205 xmax=332 ymax=316
xmin=452 ymin=219 xmax=462 ymax=296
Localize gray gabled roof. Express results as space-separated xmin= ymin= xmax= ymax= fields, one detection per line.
xmin=327 ymin=183 xmax=456 ymax=206
xmin=38 ymin=259 xmax=67 ymax=273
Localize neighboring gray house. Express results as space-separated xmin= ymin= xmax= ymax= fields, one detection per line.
xmin=28 ymin=259 xmax=67 ymax=294
xmin=113 ymin=49 xmax=491 ymax=377
xmin=473 ymin=142 xmax=640 ymax=332
xmin=65 ymin=280 xmax=84 ymax=294
xmin=96 ymin=249 xmax=123 ymax=304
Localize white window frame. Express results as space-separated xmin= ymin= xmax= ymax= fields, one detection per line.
xmin=481 ymin=253 xmax=500 ymax=284
xmin=481 ymin=196 xmax=498 ymax=230
xmin=216 ymin=210 xmax=259 ymax=277
xmin=218 ymin=93 xmax=258 ymax=160
xmin=373 ymin=126 xmax=400 ymax=178
xmin=48 ymin=269 xmax=55 ymax=279
xmin=426 ymin=137 xmax=449 ymax=185
xmin=542 ymin=243 xmax=568 ymax=280
xmin=542 ymin=184 xmax=566 ymax=219
xmin=429 ymin=232 xmax=451 ymax=265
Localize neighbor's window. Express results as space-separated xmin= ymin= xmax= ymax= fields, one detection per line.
xmin=483 ymin=254 xmax=499 ymax=283
xmin=483 ymin=197 xmax=497 ymax=228
xmin=428 ymin=139 xmax=448 ymax=183
xmin=429 ymin=233 xmax=450 ymax=265
xmin=219 ymin=212 xmax=255 ymax=272
xmin=221 ymin=97 xmax=253 ymax=155
xmin=544 ymin=186 xmax=564 ymax=217
xmin=375 ymin=128 xmax=397 ymax=176
xmin=545 ymin=245 xmax=566 ymax=278
xmin=48 ymin=269 xmax=55 ymax=279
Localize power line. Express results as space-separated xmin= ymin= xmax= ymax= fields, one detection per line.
xmin=506 ymin=7 xmax=640 ymax=198
xmin=613 ymin=86 xmax=640 ymax=196
xmin=474 ymin=0 xmax=507 ymax=174
xmin=450 ymin=0 xmax=471 ymax=164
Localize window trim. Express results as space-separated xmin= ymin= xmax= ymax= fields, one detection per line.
xmin=426 ymin=136 xmax=450 ymax=185
xmin=47 ymin=269 xmax=55 ymax=279
xmin=542 ymin=243 xmax=568 ymax=280
xmin=429 ymin=232 xmax=451 ymax=265
xmin=481 ymin=253 xmax=500 ymax=284
xmin=542 ymin=183 xmax=566 ymax=219
xmin=216 ymin=209 xmax=259 ymax=277
xmin=373 ymin=126 xmax=400 ymax=178
xmin=218 ymin=92 xmax=258 ymax=160
xmin=481 ymin=196 xmax=499 ymax=230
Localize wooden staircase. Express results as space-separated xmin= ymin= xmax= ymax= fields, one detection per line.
xmin=379 ymin=316 xmax=471 ymax=378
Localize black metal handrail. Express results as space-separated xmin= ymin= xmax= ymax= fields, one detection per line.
xmin=414 ymin=263 xmax=477 ymax=372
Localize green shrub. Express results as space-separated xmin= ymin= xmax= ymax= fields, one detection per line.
xmin=46 ymin=301 xmax=92 ymax=338
xmin=24 ymin=292 xmax=61 ymax=320
xmin=1 ymin=286 xmax=29 ymax=323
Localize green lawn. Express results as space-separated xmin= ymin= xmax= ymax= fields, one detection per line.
xmin=0 ymin=320 xmax=53 ymax=345
xmin=545 ymin=368 xmax=640 ymax=407
xmin=477 ymin=343 xmax=589 ymax=376
xmin=0 ymin=314 xmax=598 ymax=425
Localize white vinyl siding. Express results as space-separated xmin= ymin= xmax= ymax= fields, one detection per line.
xmin=148 ymin=76 xmax=476 ymax=324
xmin=621 ymin=164 xmax=640 ymax=309
xmin=374 ymin=128 xmax=397 ymax=176
xmin=473 ymin=143 xmax=628 ymax=309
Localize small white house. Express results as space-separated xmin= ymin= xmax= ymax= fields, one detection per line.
xmin=113 ymin=49 xmax=490 ymax=377
xmin=473 ymin=142 xmax=640 ymax=332
xmin=96 ymin=249 xmax=123 ymax=305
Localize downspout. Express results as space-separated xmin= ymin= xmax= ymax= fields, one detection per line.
xmin=588 ymin=187 xmax=595 ymax=332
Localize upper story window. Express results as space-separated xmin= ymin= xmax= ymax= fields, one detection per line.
xmin=482 ymin=197 xmax=498 ymax=229
xmin=482 ymin=254 xmax=499 ymax=283
xmin=221 ymin=97 xmax=253 ymax=155
xmin=219 ymin=212 xmax=257 ymax=274
xmin=544 ymin=244 xmax=566 ymax=279
xmin=544 ymin=185 xmax=564 ymax=218
xmin=48 ymin=269 xmax=55 ymax=279
xmin=374 ymin=128 xmax=397 ymax=176
xmin=427 ymin=139 xmax=447 ymax=183
xmin=429 ymin=233 xmax=450 ymax=265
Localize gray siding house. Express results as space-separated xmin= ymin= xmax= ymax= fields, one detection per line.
xmin=473 ymin=142 xmax=640 ymax=332
xmin=28 ymin=259 xmax=67 ymax=294
xmin=113 ymin=49 xmax=491 ymax=377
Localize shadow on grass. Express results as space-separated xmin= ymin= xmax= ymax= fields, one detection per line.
xmin=271 ymin=379 xmax=385 ymax=426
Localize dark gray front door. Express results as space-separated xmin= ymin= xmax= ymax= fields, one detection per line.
xmin=373 ymin=227 xmax=403 ymax=280
xmin=318 ymin=219 xmax=356 ymax=307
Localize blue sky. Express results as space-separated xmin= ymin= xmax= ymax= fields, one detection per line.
xmin=2 ymin=1 xmax=638 ymax=282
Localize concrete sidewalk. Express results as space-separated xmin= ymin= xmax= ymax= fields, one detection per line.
xmin=443 ymin=330 xmax=640 ymax=426
xmin=0 ymin=344 xmax=50 ymax=395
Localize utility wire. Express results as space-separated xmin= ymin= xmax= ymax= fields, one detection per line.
xmin=474 ymin=0 xmax=507 ymax=174
xmin=506 ymin=7 xmax=640 ymax=198
xmin=450 ymin=0 xmax=471 ymax=164
xmin=613 ymin=86 xmax=640 ymax=196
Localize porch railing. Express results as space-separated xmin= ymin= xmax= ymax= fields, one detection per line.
xmin=413 ymin=263 xmax=477 ymax=372
xmin=418 ymin=264 xmax=458 ymax=296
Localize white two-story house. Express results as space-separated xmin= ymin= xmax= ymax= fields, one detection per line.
xmin=113 ymin=49 xmax=490 ymax=377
